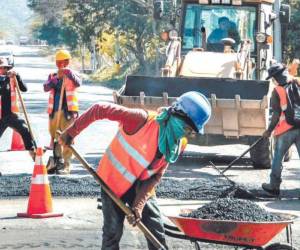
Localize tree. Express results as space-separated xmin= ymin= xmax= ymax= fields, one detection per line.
xmin=27 ymin=0 xmax=172 ymax=74
xmin=283 ymin=0 xmax=300 ymax=61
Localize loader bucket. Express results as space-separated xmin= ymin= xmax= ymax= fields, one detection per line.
xmin=114 ymin=75 xmax=271 ymax=138
xmin=122 ymin=75 xmax=269 ymax=99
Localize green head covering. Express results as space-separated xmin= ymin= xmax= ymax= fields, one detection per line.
xmin=156 ymin=108 xmax=187 ymax=163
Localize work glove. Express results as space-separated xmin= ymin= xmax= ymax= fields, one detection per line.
xmin=126 ymin=190 xmax=149 ymax=226
xmin=58 ymin=131 xmax=74 ymax=146
xmin=49 ymin=74 xmax=58 ymax=85
xmin=262 ymin=130 xmax=271 ymax=138
xmin=7 ymin=70 xmax=17 ymax=78
xmin=126 ymin=207 xmax=142 ymax=227
xmin=63 ymin=69 xmax=71 ymax=77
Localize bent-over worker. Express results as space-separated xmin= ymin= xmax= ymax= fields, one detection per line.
xmin=59 ymin=91 xmax=211 ymax=250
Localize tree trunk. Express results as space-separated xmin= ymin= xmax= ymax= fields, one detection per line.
xmin=80 ymin=44 xmax=85 ymax=71
xmin=135 ymin=42 xmax=147 ymax=74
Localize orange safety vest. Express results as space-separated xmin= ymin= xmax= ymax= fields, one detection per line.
xmin=47 ymin=76 xmax=79 ymax=114
xmin=273 ymin=86 xmax=293 ymax=136
xmin=0 ymin=77 xmax=19 ymax=119
xmin=97 ymin=113 xmax=168 ymax=198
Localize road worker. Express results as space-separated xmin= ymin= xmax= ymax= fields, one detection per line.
xmin=44 ymin=49 xmax=81 ymax=175
xmin=0 ymin=58 xmax=35 ymax=160
xmin=59 ymin=91 xmax=211 ymax=250
xmin=262 ymin=63 xmax=300 ymax=196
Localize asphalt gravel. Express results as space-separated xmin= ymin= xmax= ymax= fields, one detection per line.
xmin=180 ymin=198 xmax=282 ymax=221
xmin=0 ymin=175 xmax=237 ymax=199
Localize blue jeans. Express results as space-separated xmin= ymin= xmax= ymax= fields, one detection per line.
xmin=101 ymin=188 xmax=168 ymax=250
xmin=270 ymin=128 xmax=300 ymax=188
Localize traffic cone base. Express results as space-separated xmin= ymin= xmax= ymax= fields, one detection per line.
xmin=17 ymin=212 xmax=64 ymax=219
xmin=11 ymin=130 xmax=25 ymax=151
xmin=17 ymin=147 xmax=63 ymax=219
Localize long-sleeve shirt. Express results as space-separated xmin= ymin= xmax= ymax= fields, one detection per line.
xmin=43 ymin=69 xmax=81 ymax=116
xmin=0 ymin=74 xmax=26 ymax=118
xmin=267 ymin=89 xmax=281 ymax=133
xmin=67 ymin=102 xmax=166 ymax=209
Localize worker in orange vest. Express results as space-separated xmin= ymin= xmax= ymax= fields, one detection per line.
xmin=0 ymin=58 xmax=35 ymax=160
xmin=262 ymin=63 xmax=300 ymax=196
xmin=44 ymin=49 xmax=81 ymax=175
xmin=59 ymin=91 xmax=211 ymax=250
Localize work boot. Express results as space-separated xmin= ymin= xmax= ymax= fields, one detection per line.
xmin=57 ymin=168 xmax=70 ymax=175
xmin=262 ymin=183 xmax=280 ymax=196
xmin=46 ymin=156 xmax=56 ymax=174
xmin=57 ymin=162 xmax=71 ymax=175
xmin=48 ymin=158 xmax=64 ymax=175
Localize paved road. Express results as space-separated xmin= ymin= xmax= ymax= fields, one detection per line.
xmin=1 ymin=45 xmax=300 ymax=249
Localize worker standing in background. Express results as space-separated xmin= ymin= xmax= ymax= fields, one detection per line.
xmin=59 ymin=91 xmax=211 ymax=250
xmin=262 ymin=63 xmax=300 ymax=196
xmin=44 ymin=49 xmax=81 ymax=175
xmin=0 ymin=58 xmax=35 ymax=161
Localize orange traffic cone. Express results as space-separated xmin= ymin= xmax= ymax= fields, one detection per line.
xmin=17 ymin=147 xmax=63 ymax=218
xmin=11 ymin=130 xmax=25 ymax=151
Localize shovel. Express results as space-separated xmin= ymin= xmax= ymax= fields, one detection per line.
xmin=189 ymin=160 xmax=257 ymax=199
xmin=208 ymin=161 xmax=257 ymax=200
xmin=14 ymin=76 xmax=37 ymax=149
xmin=189 ymin=137 xmax=263 ymax=195
xmin=46 ymin=77 xmax=66 ymax=173
xmin=56 ymin=131 xmax=165 ymax=250
xmin=221 ymin=136 xmax=264 ymax=174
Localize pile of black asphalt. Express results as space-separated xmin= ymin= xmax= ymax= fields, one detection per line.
xmin=180 ymin=198 xmax=282 ymax=222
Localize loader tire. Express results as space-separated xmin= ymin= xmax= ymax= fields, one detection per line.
xmin=249 ymin=137 xmax=273 ymax=169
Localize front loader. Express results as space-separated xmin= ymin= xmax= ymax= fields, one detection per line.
xmin=113 ymin=0 xmax=291 ymax=169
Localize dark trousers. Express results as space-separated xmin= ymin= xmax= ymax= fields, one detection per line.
xmin=101 ymin=188 xmax=168 ymax=250
xmin=0 ymin=113 xmax=34 ymax=150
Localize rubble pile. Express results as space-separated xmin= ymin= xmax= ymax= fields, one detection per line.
xmin=181 ymin=198 xmax=281 ymax=222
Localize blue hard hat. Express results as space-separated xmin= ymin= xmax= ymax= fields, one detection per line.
xmin=173 ymin=91 xmax=211 ymax=134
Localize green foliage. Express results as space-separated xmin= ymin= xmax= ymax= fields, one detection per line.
xmin=27 ymin=0 xmax=165 ymax=73
xmin=35 ymin=21 xmax=62 ymax=46
xmin=284 ymin=0 xmax=300 ymax=60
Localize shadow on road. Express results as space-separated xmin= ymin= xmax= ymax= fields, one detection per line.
xmin=265 ymin=199 xmax=300 ymax=211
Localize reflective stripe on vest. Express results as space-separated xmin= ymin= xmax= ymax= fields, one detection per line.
xmin=0 ymin=78 xmax=19 ymax=119
xmin=47 ymin=76 xmax=79 ymax=114
xmin=274 ymin=86 xmax=293 ymax=136
xmin=97 ymin=113 xmax=167 ymax=197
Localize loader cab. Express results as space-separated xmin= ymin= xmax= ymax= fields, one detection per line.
xmin=179 ymin=1 xmax=279 ymax=80
xmin=181 ymin=4 xmax=257 ymax=53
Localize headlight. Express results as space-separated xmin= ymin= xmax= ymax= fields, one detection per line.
xmin=256 ymin=33 xmax=267 ymax=43
xmin=168 ymin=29 xmax=178 ymax=40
